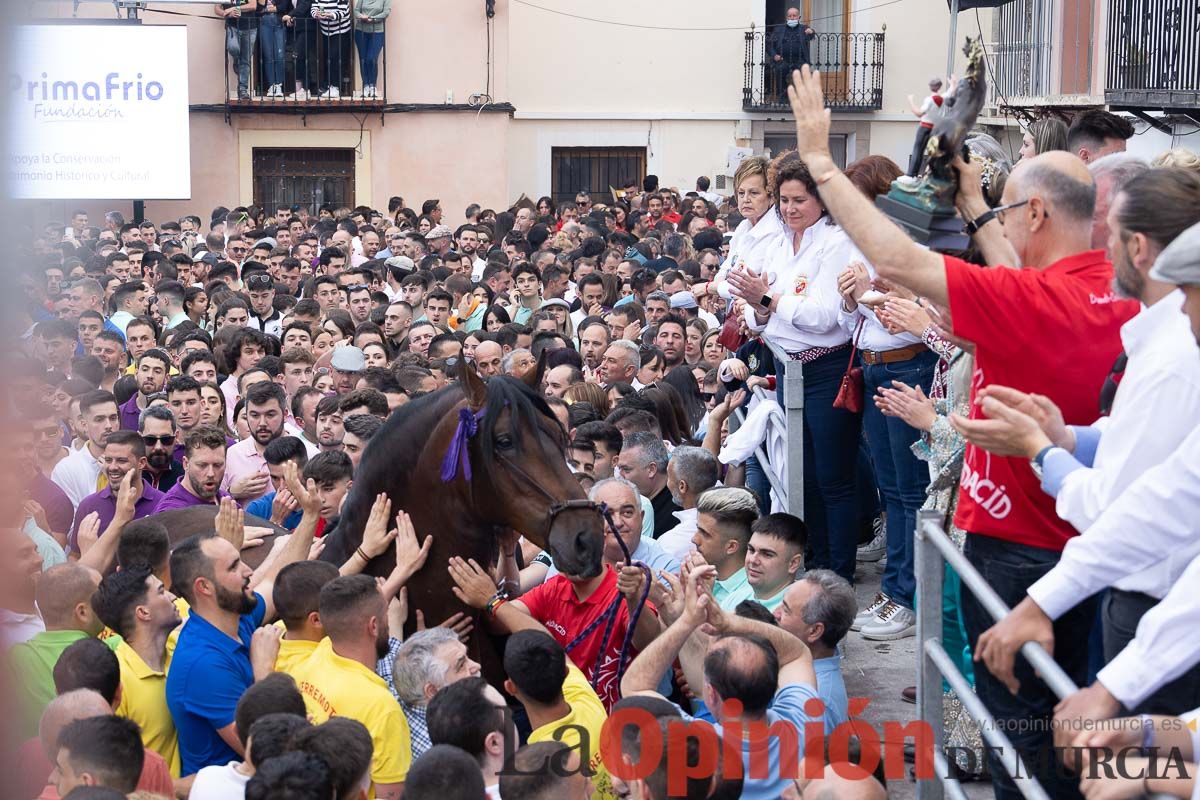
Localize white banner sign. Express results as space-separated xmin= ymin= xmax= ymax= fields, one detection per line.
xmin=7 ymin=24 xmax=191 ymax=199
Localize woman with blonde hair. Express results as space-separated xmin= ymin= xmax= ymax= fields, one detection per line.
xmin=1151 ymin=147 xmax=1200 ymax=175
xmin=711 ymin=155 xmax=785 ymax=301
xmin=563 ymin=382 xmax=610 ymax=419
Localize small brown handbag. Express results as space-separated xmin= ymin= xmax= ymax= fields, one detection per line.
xmin=832 ymin=319 xmax=865 ymax=413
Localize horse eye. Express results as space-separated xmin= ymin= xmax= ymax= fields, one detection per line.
xmin=495 ymin=434 xmax=514 ymax=450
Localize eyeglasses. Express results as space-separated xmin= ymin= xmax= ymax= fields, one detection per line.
xmin=344 ymin=283 xmax=370 ymax=292
xmin=993 ymin=199 xmax=1030 ymax=224
xmin=700 ymin=392 xmax=715 ymax=402
xmin=142 ymin=434 xmax=176 ymax=446
xmin=230 ymin=247 xmax=249 ymax=255
xmin=246 ymin=274 xmax=273 ymax=287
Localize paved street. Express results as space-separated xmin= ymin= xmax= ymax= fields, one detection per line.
xmin=846 ymin=560 xmax=993 ymax=800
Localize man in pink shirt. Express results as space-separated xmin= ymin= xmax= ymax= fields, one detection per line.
xmin=222 ymin=382 xmax=286 ymax=503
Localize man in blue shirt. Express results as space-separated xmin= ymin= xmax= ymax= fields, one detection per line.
xmin=773 ymin=569 xmax=857 ymax=733
xmin=165 ymin=464 xmax=319 ymax=775
xmin=243 ymin=436 xmax=309 ymax=531
xmin=621 ymin=565 xmax=820 ymax=799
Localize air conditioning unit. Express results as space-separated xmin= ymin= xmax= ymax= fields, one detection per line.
xmin=715 ymin=146 xmax=754 ymax=194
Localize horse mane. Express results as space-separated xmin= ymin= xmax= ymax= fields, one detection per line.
xmin=475 ymin=375 xmax=565 ymax=463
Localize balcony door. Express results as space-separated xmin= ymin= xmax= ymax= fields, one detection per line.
xmin=764 ymin=0 xmax=851 ymax=96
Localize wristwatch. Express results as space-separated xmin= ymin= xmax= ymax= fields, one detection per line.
xmin=964 ymin=208 xmax=999 ymax=236
xmin=758 ymin=293 xmax=773 ymax=311
xmin=1029 ymin=445 xmax=1055 ymax=481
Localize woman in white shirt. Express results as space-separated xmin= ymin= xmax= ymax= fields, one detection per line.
xmin=727 ymin=151 xmax=866 ymax=586
xmin=712 ymin=156 xmax=785 ymax=301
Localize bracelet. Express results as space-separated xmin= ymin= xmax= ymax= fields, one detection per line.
xmin=355 ymin=546 xmax=370 ymax=562
xmin=1140 ymin=713 xmax=1155 ymax=750
xmin=485 ymin=592 xmax=508 ymax=618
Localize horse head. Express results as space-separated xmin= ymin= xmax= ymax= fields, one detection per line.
xmin=450 ymin=359 xmax=605 ymax=578
xmin=326 ymin=359 xmax=604 ymax=582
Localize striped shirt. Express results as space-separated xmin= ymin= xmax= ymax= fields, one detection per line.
xmin=311 ymin=0 xmax=351 ymax=34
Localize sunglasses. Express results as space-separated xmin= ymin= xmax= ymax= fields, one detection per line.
xmin=142 ymin=434 xmax=176 ymax=446
xmin=432 ymin=356 xmax=461 ymax=371
xmin=246 ymin=274 xmax=273 ymax=287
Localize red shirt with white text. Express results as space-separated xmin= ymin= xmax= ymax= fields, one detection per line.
xmin=944 ymin=250 xmax=1138 ymax=551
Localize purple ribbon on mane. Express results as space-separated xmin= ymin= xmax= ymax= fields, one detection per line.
xmin=440 ymin=406 xmax=487 ymax=482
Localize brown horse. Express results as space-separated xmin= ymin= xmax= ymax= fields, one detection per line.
xmin=156 ymin=506 xmax=289 ymax=569
xmin=319 ymin=360 xmax=605 ymax=639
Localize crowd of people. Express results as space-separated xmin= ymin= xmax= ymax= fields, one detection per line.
xmin=6 ymin=63 xmax=1200 ymax=800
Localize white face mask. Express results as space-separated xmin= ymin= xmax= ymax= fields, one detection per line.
xmin=787 ymin=19 xmax=800 ymax=27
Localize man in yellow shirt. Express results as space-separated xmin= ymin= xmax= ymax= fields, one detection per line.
xmin=504 ymin=630 xmax=612 ymax=799
xmin=289 ymin=574 xmax=410 ymax=799
xmin=91 ymin=564 xmax=184 ymax=776
xmin=271 ymin=560 xmax=339 ymax=672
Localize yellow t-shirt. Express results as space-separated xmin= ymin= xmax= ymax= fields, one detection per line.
xmin=115 ymin=641 xmax=180 ymax=777
xmin=291 ymin=638 xmax=412 ymax=787
xmin=275 ymin=634 xmax=320 ymax=675
xmin=529 ymin=662 xmax=614 ymax=799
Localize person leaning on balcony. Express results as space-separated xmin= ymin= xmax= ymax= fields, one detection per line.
xmin=216 ymin=0 xmax=259 ymax=101
xmin=766 ymin=6 xmax=815 ymax=101
xmin=311 ymin=0 xmax=352 ymax=99
xmin=353 ymin=0 xmax=390 ymax=100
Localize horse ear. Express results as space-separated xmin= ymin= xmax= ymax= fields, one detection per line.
xmin=459 ymin=353 xmax=488 ymax=410
xmin=522 ymin=348 xmax=549 ymax=391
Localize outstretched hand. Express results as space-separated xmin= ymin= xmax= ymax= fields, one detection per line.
xmin=787 ymin=66 xmax=833 ymax=166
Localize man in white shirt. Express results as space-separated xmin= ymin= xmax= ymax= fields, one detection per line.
xmin=959 ymin=175 xmax=1200 ymax=723
xmin=52 ymin=390 xmax=120 ymax=509
xmin=656 ymin=446 xmax=719 ymax=561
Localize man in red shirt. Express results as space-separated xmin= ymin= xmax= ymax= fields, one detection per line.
xmin=785 ymin=67 xmax=1137 ymax=799
xmin=450 ymin=555 xmax=660 ymax=711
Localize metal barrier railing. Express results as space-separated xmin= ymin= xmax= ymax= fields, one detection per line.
xmin=915 ymin=510 xmax=1080 ymax=800
xmin=725 ymin=337 xmax=804 ymax=520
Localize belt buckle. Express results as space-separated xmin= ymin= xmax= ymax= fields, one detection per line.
xmin=862 ymin=350 xmax=878 ymax=366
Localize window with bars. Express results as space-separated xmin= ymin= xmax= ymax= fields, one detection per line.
xmin=251 ymin=148 xmax=356 ymax=215
xmin=550 ymin=147 xmax=646 ymax=205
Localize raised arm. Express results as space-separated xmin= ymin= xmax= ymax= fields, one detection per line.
xmin=252 ymin=461 xmax=318 ymax=621
xmin=788 ymin=67 xmax=949 ymax=304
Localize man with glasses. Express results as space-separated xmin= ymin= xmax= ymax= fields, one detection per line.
xmin=245 ymin=273 xmax=284 ymax=338
xmin=138 ymin=406 xmax=183 ymax=492
xmin=223 ymin=234 xmax=250 ymax=267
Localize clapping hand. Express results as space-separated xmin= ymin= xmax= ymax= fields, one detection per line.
xmin=878 ymin=297 xmax=932 ymax=336
xmin=875 ymin=381 xmax=936 ymax=432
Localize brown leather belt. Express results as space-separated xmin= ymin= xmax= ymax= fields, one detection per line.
xmin=860 ymin=343 xmax=927 ymax=366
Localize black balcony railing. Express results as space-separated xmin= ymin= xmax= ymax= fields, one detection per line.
xmin=221 ymin=18 xmax=387 ymax=109
xmin=1105 ymin=0 xmax=1200 ymax=109
xmin=743 ymin=29 xmax=884 ymax=112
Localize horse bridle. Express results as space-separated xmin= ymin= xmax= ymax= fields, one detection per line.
xmin=441 ymin=401 xmax=653 ymax=689
xmin=495 ymin=451 xmax=653 ymax=690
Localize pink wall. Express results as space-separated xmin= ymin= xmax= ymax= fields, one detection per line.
xmin=20 ymin=0 xmax=513 ymax=229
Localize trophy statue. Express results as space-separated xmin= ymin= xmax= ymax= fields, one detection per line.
xmin=876 ymin=37 xmax=988 ymax=252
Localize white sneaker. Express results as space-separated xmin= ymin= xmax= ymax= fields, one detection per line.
xmin=361 ymin=85 xmax=373 ymax=99
xmin=851 ymin=592 xmax=890 ymax=631
xmin=267 ymin=84 xmax=281 ymax=98
xmin=319 ymin=87 xmax=341 ymax=99
xmin=860 ymin=601 xmax=916 ymax=641
xmin=857 ymin=520 xmax=886 ymax=563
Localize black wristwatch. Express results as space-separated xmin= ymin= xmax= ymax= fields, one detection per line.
xmin=758 ymin=293 xmax=773 ymax=310
xmin=964 ymin=208 xmax=999 ymax=236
